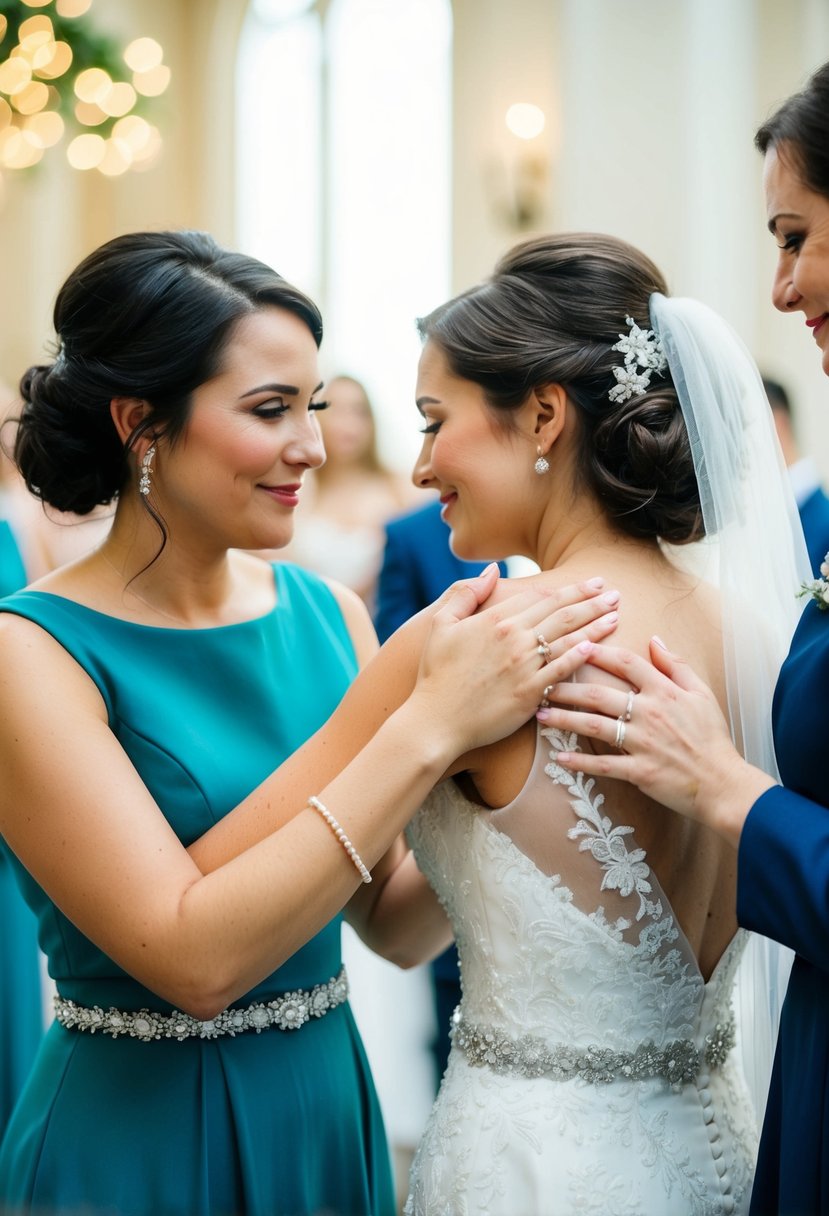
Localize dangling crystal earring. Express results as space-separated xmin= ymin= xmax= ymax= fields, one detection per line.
xmin=534 ymin=446 xmax=550 ymax=475
xmin=139 ymin=443 xmax=156 ymax=497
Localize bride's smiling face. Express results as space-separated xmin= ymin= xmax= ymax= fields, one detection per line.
xmin=412 ymin=340 xmax=541 ymax=560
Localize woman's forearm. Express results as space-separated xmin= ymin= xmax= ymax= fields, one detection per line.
xmin=189 ymin=579 xmax=622 ymax=877
xmin=187 ymin=620 xmax=432 ymax=876
xmin=175 ymin=697 xmax=458 ymax=1015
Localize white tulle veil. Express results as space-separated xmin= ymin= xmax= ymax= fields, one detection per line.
xmin=650 ymin=293 xmax=810 ymax=1124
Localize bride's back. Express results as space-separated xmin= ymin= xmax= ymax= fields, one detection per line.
xmin=465 ymin=549 xmax=734 ymax=984
xmin=405 ymin=554 xmax=755 ymax=1214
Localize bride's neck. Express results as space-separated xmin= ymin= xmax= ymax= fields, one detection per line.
xmin=534 ymin=498 xmax=644 ymax=573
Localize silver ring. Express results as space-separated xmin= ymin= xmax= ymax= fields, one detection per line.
xmin=539 ymin=683 xmax=555 ymax=709
xmin=614 ymin=717 xmax=626 ymax=750
xmin=536 ymin=633 xmax=553 ymax=662
xmin=623 ymin=690 xmax=635 ymax=723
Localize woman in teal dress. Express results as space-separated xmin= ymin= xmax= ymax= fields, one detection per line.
xmin=0 ymin=231 xmax=615 ymax=1216
xmin=0 ymin=520 xmax=42 ymax=1139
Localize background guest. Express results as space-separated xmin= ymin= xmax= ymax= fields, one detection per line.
xmin=278 ymin=374 xmax=417 ymax=610
xmin=0 ymin=384 xmax=44 ymax=1141
xmin=375 ymin=498 xmax=504 ymax=643
xmin=765 ymin=374 xmax=829 ymax=573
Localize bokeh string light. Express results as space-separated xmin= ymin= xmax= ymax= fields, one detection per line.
xmin=0 ymin=0 xmax=168 ymax=179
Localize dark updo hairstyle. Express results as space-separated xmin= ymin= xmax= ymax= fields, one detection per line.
xmin=417 ymin=232 xmax=703 ymax=544
xmin=755 ymin=60 xmax=829 ymax=198
xmin=15 ymin=229 xmax=323 ymax=516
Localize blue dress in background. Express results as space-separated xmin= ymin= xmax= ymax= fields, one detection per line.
xmin=0 ymin=520 xmax=42 ymax=1140
xmin=0 ymin=562 xmax=394 ymax=1216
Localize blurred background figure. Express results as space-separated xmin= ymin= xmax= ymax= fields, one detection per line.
xmin=0 ymin=382 xmax=44 ymax=1139
xmin=280 ymin=375 xmax=417 ymax=610
xmin=375 ymin=498 xmax=505 ymax=642
xmin=765 ymin=375 xmax=829 ymax=574
xmin=0 ymin=378 xmax=109 ymax=1139
xmin=1 ymin=383 xmax=112 ymax=575
xmin=0 ymin=384 xmax=49 ymax=583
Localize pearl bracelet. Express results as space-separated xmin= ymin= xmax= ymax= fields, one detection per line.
xmin=308 ymin=796 xmax=372 ymax=884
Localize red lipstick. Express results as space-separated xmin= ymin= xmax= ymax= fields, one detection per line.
xmin=259 ymin=483 xmax=302 ymax=507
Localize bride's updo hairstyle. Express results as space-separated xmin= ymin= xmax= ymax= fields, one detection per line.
xmin=15 ymin=229 xmax=323 ymax=515
xmin=417 ymin=233 xmax=703 ymax=544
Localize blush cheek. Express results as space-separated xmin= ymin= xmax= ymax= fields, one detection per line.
xmin=231 ymin=432 xmax=281 ymax=478
xmin=431 ymin=441 xmax=477 ymax=488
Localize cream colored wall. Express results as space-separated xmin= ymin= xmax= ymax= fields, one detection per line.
xmin=450 ymin=0 xmax=829 ymax=474
xmin=2 ymin=0 xmax=827 ymax=471
xmin=0 ymin=0 xmax=246 ymax=381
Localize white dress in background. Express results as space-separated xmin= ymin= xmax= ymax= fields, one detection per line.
xmin=404 ymin=726 xmax=757 ymax=1216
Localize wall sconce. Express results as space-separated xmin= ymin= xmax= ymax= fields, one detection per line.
xmin=487 ymin=102 xmax=549 ymax=231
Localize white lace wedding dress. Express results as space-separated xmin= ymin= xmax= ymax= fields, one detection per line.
xmin=404 ymin=726 xmax=758 ymax=1216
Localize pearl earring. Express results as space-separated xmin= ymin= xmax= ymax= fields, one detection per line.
xmin=139 ymin=443 xmax=156 ymax=496
xmin=534 ymin=447 xmax=550 ymax=475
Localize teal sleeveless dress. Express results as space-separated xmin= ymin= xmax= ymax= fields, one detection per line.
xmin=0 ymin=562 xmax=394 ymax=1216
xmin=0 ymin=520 xmax=43 ymax=1140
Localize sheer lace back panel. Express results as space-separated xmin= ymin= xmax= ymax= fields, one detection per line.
xmin=407 ymin=722 xmax=746 ymax=1055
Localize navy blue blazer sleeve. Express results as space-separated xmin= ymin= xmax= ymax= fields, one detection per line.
xmin=374 ymin=501 xmax=507 ymax=644
xmin=738 ymin=785 xmax=829 ymax=971
xmin=799 ymin=486 xmax=829 ymax=576
xmin=374 ymin=523 xmax=425 ymax=644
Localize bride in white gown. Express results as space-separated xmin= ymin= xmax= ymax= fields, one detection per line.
xmin=379 ymin=233 xmax=806 ymax=1216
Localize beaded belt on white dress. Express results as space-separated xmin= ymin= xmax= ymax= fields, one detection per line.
xmin=452 ymin=1010 xmax=735 ymax=1086
xmin=53 ymin=966 xmax=349 ymax=1042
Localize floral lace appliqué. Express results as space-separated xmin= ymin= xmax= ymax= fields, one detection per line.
xmin=543 ymin=728 xmax=663 ymax=924
xmin=403 ymin=745 xmax=754 ymax=1216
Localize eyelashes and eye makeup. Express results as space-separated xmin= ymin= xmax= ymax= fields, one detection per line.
xmin=419 ymin=420 xmax=442 ymax=435
xmin=252 ymin=402 xmax=289 ymax=419
xmin=252 ymin=398 xmax=330 ymax=420
xmin=777 ymin=232 xmax=804 ymax=254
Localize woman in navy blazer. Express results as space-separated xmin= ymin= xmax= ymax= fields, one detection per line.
xmin=539 ymin=61 xmax=829 ymax=1216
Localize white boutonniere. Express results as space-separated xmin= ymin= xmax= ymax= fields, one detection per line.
xmin=799 ymin=553 xmax=829 ymax=611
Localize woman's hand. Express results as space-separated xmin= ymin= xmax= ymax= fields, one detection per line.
xmin=412 ymin=565 xmax=621 ymax=756
xmin=535 ymin=637 xmax=775 ymax=846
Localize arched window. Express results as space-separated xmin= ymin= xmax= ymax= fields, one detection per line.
xmin=236 ymin=0 xmax=452 ymax=471
xmin=236 ymin=0 xmax=323 ymax=294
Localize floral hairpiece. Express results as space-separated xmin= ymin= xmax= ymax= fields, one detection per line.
xmin=608 ymin=315 xmax=668 ymax=404
xmin=799 ymin=553 xmax=829 ymax=611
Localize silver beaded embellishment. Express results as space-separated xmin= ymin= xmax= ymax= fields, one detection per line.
xmin=308 ymin=795 xmax=372 ymax=884
xmin=452 ymin=1012 xmax=735 ymax=1087
xmin=53 ymin=966 xmax=349 ymax=1042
